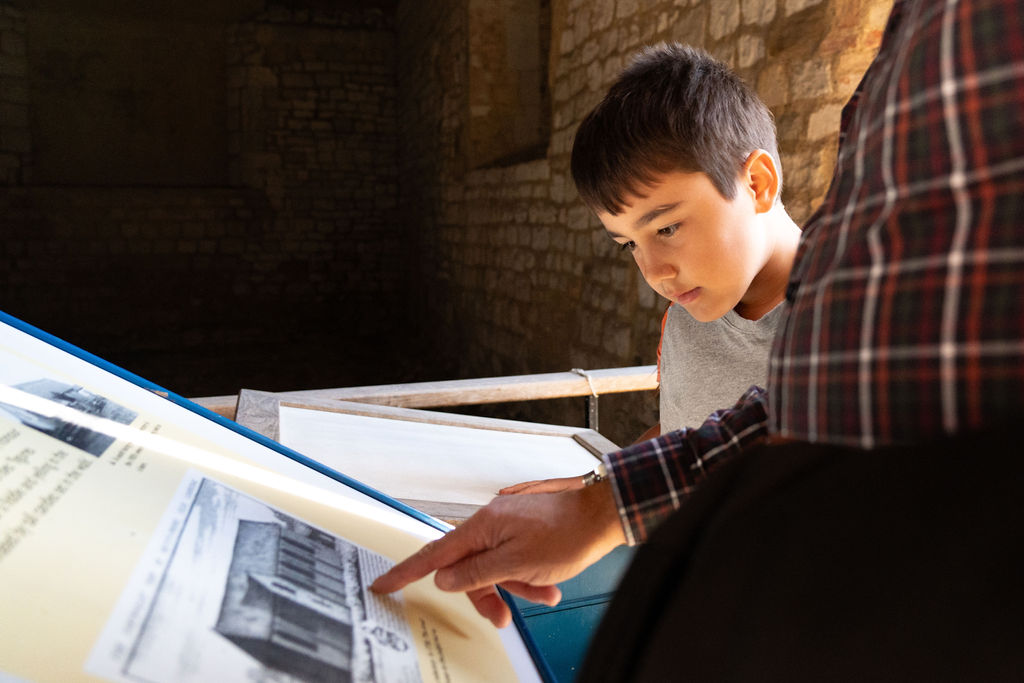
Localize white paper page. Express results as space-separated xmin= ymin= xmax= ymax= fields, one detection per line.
xmin=279 ymin=406 xmax=602 ymax=506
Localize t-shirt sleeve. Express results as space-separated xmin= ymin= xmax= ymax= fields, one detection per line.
xmin=603 ymin=385 xmax=770 ymax=544
xmin=656 ymin=304 xmax=670 ymax=384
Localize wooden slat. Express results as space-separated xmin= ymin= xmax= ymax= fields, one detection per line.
xmin=392 ymin=499 xmax=480 ymax=527
xmin=190 ymin=365 xmax=658 ymax=420
xmin=191 ymin=396 xmax=238 ymax=419
xmin=281 ymin=365 xmax=659 ymax=406
xmin=573 ymin=430 xmax=620 ymax=458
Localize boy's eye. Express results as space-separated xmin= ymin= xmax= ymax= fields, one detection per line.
xmin=658 ymin=223 xmax=679 ymax=237
xmin=618 ymin=241 xmax=637 ymax=253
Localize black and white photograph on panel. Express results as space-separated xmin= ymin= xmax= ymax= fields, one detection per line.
xmin=0 ymin=378 xmax=138 ymax=457
xmin=86 ymin=471 xmax=422 ymax=683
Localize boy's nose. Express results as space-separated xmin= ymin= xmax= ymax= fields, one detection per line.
xmin=638 ymin=251 xmax=677 ymax=285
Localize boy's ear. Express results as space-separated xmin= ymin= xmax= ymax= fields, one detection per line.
xmin=742 ymin=150 xmax=780 ymax=214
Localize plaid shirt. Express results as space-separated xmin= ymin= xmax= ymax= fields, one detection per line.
xmin=607 ymin=0 xmax=1024 ymax=545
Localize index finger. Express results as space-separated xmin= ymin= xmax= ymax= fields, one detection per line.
xmin=370 ymin=526 xmax=482 ymax=594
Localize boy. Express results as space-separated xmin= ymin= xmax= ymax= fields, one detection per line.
xmin=502 ymin=43 xmax=800 ymax=494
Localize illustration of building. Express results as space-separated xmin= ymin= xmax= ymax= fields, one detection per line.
xmin=215 ymin=520 xmax=355 ymax=683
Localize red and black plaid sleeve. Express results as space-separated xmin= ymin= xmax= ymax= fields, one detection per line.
xmin=605 ymin=386 xmax=769 ymax=544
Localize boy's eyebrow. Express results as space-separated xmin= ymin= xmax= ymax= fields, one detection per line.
xmin=635 ymin=202 xmax=682 ymax=228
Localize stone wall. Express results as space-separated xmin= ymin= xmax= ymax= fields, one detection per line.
xmin=0 ymin=187 xmax=272 ymax=390
xmin=0 ymin=1 xmax=409 ymax=397
xmin=467 ymin=0 xmax=551 ymax=169
xmin=227 ymin=6 xmax=397 ymax=208
xmin=394 ymin=0 xmax=470 ymax=378
xmin=25 ymin=5 xmax=242 ymax=186
xmin=0 ymin=3 xmax=27 ymax=184
xmin=402 ymin=0 xmax=890 ymax=446
xmin=226 ymin=5 xmax=404 ymax=364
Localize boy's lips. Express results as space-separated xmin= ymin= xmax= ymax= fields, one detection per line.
xmin=670 ymin=287 xmax=702 ymax=305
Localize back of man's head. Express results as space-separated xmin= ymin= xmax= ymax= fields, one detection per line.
xmin=571 ymin=43 xmax=780 ymax=214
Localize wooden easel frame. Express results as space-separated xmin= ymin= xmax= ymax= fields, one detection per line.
xmin=234 ymin=389 xmax=619 ymax=523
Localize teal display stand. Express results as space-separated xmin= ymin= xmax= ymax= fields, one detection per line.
xmin=513 ymin=545 xmax=636 ymax=681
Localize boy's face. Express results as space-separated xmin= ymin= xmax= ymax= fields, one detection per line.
xmin=599 ymin=169 xmax=770 ymax=323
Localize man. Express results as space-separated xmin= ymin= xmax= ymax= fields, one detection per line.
xmin=373 ymin=0 xmax=1024 ymax=664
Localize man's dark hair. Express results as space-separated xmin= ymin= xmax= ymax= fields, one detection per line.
xmin=571 ymin=43 xmax=780 ymax=214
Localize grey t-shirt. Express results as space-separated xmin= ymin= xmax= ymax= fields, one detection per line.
xmin=659 ymin=302 xmax=784 ymax=432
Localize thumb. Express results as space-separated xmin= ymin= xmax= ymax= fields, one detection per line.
xmin=499 ymin=581 xmax=562 ymax=606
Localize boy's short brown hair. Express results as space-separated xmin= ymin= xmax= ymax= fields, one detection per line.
xmin=571 ymin=43 xmax=781 ymax=215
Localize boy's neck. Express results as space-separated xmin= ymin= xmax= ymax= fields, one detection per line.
xmin=734 ymin=205 xmax=801 ymax=321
